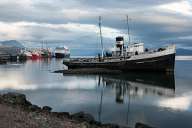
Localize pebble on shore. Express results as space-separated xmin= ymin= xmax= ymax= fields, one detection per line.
xmin=0 ymin=92 xmax=154 ymax=128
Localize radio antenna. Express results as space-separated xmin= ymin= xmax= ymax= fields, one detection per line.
xmin=99 ymin=16 xmax=104 ymax=58
xmin=126 ymin=15 xmax=131 ymax=46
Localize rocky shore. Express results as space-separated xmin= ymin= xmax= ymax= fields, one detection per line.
xmin=0 ymin=92 xmax=154 ymax=128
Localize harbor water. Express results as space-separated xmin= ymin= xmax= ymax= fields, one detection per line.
xmin=0 ymin=58 xmax=192 ymax=128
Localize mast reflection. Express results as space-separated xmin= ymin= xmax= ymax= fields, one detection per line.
xmin=101 ymin=72 xmax=175 ymax=104
xmin=97 ymin=72 xmax=175 ymax=126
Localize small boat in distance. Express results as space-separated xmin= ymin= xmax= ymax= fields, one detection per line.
xmin=24 ymin=51 xmax=32 ymax=59
xmin=32 ymin=51 xmax=41 ymax=60
xmin=55 ymin=46 xmax=70 ymax=58
xmin=63 ymin=16 xmax=176 ymax=72
xmin=41 ymin=48 xmax=52 ymax=58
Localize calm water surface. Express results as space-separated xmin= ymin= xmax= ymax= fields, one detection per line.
xmin=0 ymin=58 xmax=192 ymax=128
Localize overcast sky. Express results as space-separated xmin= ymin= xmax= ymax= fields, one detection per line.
xmin=0 ymin=0 xmax=192 ymax=49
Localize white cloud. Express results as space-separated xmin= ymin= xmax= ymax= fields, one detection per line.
xmin=61 ymin=9 xmax=93 ymax=20
xmin=158 ymin=1 xmax=192 ymax=16
xmin=0 ymin=0 xmax=191 ymax=48
xmin=0 ymin=21 xmax=124 ymax=40
xmin=0 ymin=22 xmax=26 ymax=40
xmin=0 ymin=0 xmax=33 ymax=8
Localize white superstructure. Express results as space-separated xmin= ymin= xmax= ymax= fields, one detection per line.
xmin=110 ymin=36 xmax=175 ymax=60
xmin=55 ymin=46 xmax=70 ymax=55
xmin=129 ymin=44 xmax=176 ymax=61
xmin=127 ymin=43 xmax=144 ymax=54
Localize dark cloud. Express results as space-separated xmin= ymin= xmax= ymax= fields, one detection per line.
xmin=78 ymin=0 xmax=182 ymax=8
xmin=0 ymin=0 xmax=183 ymax=23
xmin=0 ymin=0 xmax=191 ymax=50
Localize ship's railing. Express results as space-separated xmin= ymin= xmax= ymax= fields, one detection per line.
xmin=68 ymin=44 xmax=176 ymax=62
xmin=69 ymin=56 xmax=128 ymax=63
xmin=130 ymin=44 xmax=176 ymax=60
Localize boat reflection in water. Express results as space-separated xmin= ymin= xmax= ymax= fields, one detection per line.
xmin=96 ymin=72 xmax=175 ymax=127
xmin=101 ymin=73 xmax=175 ymax=104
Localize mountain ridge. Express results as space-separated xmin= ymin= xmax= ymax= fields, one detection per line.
xmin=0 ymin=40 xmax=24 ymax=48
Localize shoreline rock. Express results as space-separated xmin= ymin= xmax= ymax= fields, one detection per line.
xmin=0 ymin=92 xmax=154 ymax=128
xmin=0 ymin=92 xmax=127 ymax=128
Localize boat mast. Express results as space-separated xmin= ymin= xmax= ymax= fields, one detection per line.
xmin=126 ymin=15 xmax=131 ymax=46
xmin=41 ymin=41 xmax=43 ymax=49
xmin=99 ymin=16 xmax=104 ymax=58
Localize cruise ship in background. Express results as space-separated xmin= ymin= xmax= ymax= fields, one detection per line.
xmin=0 ymin=40 xmax=71 ymax=61
xmin=54 ymin=46 xmax=70 ymax=58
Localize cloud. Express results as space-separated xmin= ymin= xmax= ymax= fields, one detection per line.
xmin=158 ymin=1 xmax=192 ymax=16
xmin=0 ymin=21 xmax=125 ymax=49
xmin=0 ymin=0 xmax=191 ymax=49
xmin=76 ymin=0 xmax=182 ymax=9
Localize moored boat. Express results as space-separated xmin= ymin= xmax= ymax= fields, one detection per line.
xmin=41 ymin=49 xmax=52 ymax=58
xmin=55 ymin=46 xmax=70 ymax=58
xmin=63 ymin=44 xmax=175 ymax=72
xmin=63 ymin=16 xmax=176 ymax=72
xmin=24 ymin=51 xmax=32 ymax=59
xmin=32 ymin=51 xmax=41 ymax=60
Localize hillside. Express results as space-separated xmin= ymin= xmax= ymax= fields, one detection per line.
xmin=176 ymin=48 xmax=192 ymax=56
xmin=0 ymin=40 xmax=24 ymax=48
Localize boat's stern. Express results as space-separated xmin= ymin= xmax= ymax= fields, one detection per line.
xmin=63 ymin=58 xmax=70 ymax=65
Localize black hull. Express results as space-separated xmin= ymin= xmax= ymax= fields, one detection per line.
xmin=64 ymin=53 xmax=175 ymax=72
xmin=55 ymin=53 xmax=70 ymax=58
